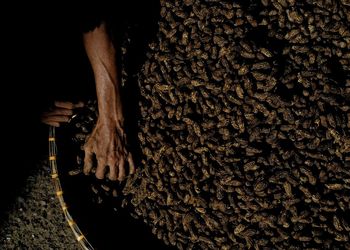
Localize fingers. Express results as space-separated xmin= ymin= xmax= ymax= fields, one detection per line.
xmin=86 ymin=154 xmax=134 ymax=181
xmin=107 ymin=158 xmax=118 ymax=181
xmin=46 ymin=108 xmax=73 ymax=116
xmin=82 ymin=128 xmax=135 ymax=182
xmin=106 ymin=152 xmax=134 ymax=181
xmin=83 ymin=149 xmax=94 ymax=175
xmin=117 ymin=157 xmax=126 ymax=181
xmin=54 ymin=101 xmax=84 ymax=109
xmin=41 ymin=115 xmax=70 ymax=126
xmin=41 ymin=101 xmax=84 ymax=126
xmin=41 ymin=114 xmax=71 ymax=123
xmin=42 ymin=121 xmax=61 ymax=127
xmin=73 ymin=101 xmax=84 ymax=108
xmin=54 ymin=101 xmax=75 ymax=109
xmin=95 ymin=159 xmax=107 ymax=179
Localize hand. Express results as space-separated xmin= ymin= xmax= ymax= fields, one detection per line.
xmin=83 ymin=118 xmax=135 ymax=181
xmin=41 ymin=101 xmax=84 ymax=127
xmin=82 ymin=22 xmax=135 ymax=182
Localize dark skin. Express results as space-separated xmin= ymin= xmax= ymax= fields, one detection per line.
xmin=41 ymin=101 xmax=84 ymax=127
xmin=42 ymin=22 xmax=135 ymax=182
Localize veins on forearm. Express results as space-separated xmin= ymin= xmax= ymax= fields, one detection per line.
xmin=83 ymin=22 xmax=124 ymax=125
xmin=95 ymin=61 xmax=124 ymax=124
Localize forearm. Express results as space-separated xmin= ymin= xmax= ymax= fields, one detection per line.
xmin=82 ymin=22 xmax=135 ymax=181
xmin=83 ymin=22 xmax=124 ymax=125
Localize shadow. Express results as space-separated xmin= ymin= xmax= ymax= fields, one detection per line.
xmin=56 ymin=127 xmax=173 ymax=250
xmin=1 ymin=1 xmax=171 ymax=248
xmin=116 ymin=0 xmax=161 ymax=168
xmin=0 ymin=6 xmax=51 ymax=221
xmin=49 ymin=1 xmax=174 ymax=249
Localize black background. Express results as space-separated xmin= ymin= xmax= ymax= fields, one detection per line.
xmin=1 ymin=3 xmax=172 ymax=249
xmin=1 ymin=4 xmax=94 ymax=213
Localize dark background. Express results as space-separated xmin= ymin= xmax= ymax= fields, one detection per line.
xmin=1 ymin=1 xmax=160 ymax=210
xmin=1 ymin=3 xmax=172 ymax=249
xmin=1 ymin=5 xmax=94 ymax=215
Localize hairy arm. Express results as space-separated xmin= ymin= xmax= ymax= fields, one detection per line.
xmin=82 ymin=22 xmax=134 ymax=181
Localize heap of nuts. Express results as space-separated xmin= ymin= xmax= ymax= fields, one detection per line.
xmin=71 ymin=0 xmax=350 ymax=249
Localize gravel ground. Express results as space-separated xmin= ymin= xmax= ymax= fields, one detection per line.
xmin=0 ymin=149 xmax=172 ymax=250
xmin=0 ymin=161 xmax=79 ymax=250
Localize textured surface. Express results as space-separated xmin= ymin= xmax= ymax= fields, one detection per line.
xmin=9 ymin=1 xmax=349 ymax=249
xmin=118 ymin=0 xmax=350 ymax=249
xmin=0 ymin=162 xmax=79 ymax=250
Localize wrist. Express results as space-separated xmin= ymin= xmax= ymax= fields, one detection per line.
xmin=97 ymin=112 xmax=124 ymax=128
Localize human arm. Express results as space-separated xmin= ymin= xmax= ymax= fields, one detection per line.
xmin=82 ymin=22 xmax=135 ymax=181
xmin=41 ymin=101 xmax=84 ymax=127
